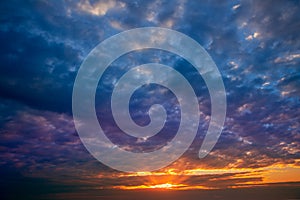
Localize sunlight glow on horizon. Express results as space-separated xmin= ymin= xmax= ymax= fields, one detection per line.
xmin=98 ymin=162 xmax=300 ymax=191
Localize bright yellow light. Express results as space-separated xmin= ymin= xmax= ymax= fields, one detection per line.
xmin=99 ymin=161 xmax=300 ymax=191
xmin=113 ymin=183 xmax=186 ymax=190
xmin=149 ymin=183 xmax=182 ymax=189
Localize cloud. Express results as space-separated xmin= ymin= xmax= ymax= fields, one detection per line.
xmin=77 ymin=0 xmax=126 ymax=16
xmin=245 ymin=32 xmax=260 ymax=41
xmin=0 ymin=0 xmax=300 ymax=197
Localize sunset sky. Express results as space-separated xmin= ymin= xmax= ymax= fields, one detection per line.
xmin=0 ymin=0 xmax=300 ymax=199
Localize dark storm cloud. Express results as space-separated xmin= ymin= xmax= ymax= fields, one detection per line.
xmin=0 ymin=0 xmax=125 ymax=113
xmin=0 ymin=1 xmax=80 ymax=113
xmin=0 ymin=99 xmax=116 ymax=180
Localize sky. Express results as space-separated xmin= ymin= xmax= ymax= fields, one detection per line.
xmin=0 ymin=0 xmax=300 ymax=199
